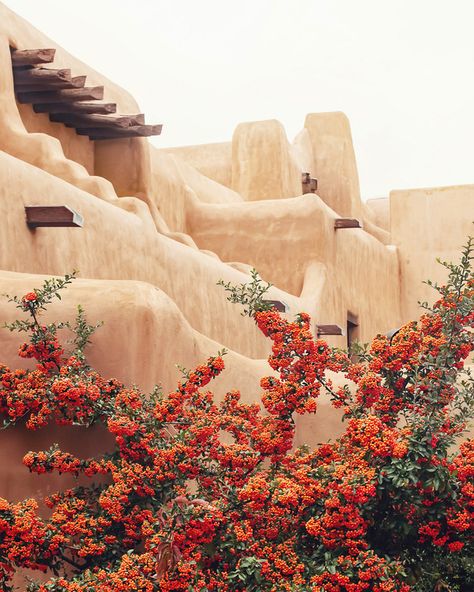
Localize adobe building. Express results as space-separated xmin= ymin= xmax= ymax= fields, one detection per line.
xmin=0 ymin=3 xmax=472 ymax=499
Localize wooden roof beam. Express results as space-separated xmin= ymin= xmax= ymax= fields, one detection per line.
xmin=317 ymin=324 xmax=344 ymax=336
xmin=17 ymin=86 xmax=104 ymax=104
xmin=77 ymin=124 xmax=163 ymax=140
xmin=11 ymin=48 xmax=56 ymax=67
xmin=14 ymin=67 xmax=71 ymax=85
xmin=15 ymin=75 xmax=87 ymax=93
xmin=302 ymin=171 xmax=318 ymax=194
xmin=334 ymin=218 xmax=362 ymax=229
xmin=302 ymin=178 xmax=318 ymax=194
xmin=33 ymin=101 xmax=117 ymax=115
xmin=50 ymin=113 xmax=145 ymax=128
xmin=262 ymin=299 xmax=289 ymax=313
xmin=25 ymin=205 xmax=83 ymax=228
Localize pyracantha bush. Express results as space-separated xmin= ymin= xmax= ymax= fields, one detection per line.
xmin=0 ymin=241 xmax=473 ymax=591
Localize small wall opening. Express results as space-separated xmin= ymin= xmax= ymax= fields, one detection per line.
xmin=347 ymin=312 xmax=359 ymax=357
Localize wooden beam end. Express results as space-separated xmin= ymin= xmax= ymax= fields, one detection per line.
xmin=25 ymin=205 xmax=83 ymax=228
xmin=11 ymin=47 xmax=56 ymax=67
xmin=334 ymin=218 xmax=362 ymax=229
xmin=316 ymin=324 xmax=344 ymax=336
xmin=262 ymin=299 xmax=289 ymax=313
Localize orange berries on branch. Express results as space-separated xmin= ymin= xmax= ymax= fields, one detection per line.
xmin=0 ymin=240 xmax=472 ymax=591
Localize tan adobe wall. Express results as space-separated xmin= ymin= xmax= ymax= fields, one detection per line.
xmin=391 ymin=184 xmax=474 ymax=320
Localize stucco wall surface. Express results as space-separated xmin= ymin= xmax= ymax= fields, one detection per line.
xmin=0 ymin=151 xmax=304 ymax=360
xmin=304 ymin=111 xmax=362 ymax=218
xmin=186 ymin=193 xmax=401 ymax=340
xmin=390 ymin=184 xmax=474 ymax=321
xmin=231 ymin=119 xmax=302 ymax=200
xmin=157 ymin=142 xmax=233 ymax=189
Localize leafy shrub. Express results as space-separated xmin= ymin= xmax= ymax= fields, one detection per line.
xmin=0 ymin=241 xmax=472 ymax=591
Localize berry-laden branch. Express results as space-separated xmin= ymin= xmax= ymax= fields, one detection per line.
xmin=0 ymin=241 xmax=471 ymax=591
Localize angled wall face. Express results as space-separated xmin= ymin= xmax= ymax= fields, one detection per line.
xmin=231 ymin=119 xmax=302 ymax=200
xmin=390 ymin=184 xmax=474 ymax=321
xmin=304 ymin=111 xmax=362 ymax=218
xmin=156 ymin=142 xmax=233 ymax=189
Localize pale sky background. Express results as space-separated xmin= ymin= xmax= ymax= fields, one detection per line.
xmin=4 ymin=0 xmax=474 ymax=198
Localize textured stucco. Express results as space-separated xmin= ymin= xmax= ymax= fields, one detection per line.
xmin=231 ymin=119 xmax=302 ymax=200
xmin=157 ymin=142 xmax=233 ymax=189
xmin=390 ymin=184 xmax=474 ymax=320
xmin=304 ymin=111 xmax=362 ymax=218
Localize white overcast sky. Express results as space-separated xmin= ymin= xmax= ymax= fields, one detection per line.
xmin=4 ymin=0 xmax=474 ymax=198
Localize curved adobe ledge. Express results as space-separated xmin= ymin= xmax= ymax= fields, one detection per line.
xmin=0 ymin=272 xmax=346 ymax=502
xmin=0 ymin=151 xmax=304 ymax=359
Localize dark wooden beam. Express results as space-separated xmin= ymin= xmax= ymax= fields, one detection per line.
xmin=11 ymin=48 xmax=56 ymax=67
xmin=317 ymin=324 xmax=344 ymax=336
xmin=77 ymin=124 xmax=162 ymax=140
xmin=302 ymin=172 xmax=318 ymax=194
xmin=17 ymin=86 xmax=104 ymax=104
xmin=124 ymin=113 xmax=145 ymax=125
xmin=63 ymin=75 xmax=87 ymax=88
xmin=334 ymin=218 xmax=362 ymax=229
xmin=50 ymin=113 xmax=145 ymax=128
xmin=11 ymin=51 xmax=160 ymax=143
xmin=25 ymin=205 xmax=83 ymax=228
xmin=89 ymin=125 xmax=163 ymax=140
xmin=14 ymin=67 xmax=71 ymax=85
xmin=262 ymin=299 xmax=289 ymax=313
xmin=33 ymin=101 xmax=117 ymax=115
xmin=15 ymin=75 xmax=87 ymax=93
xmin=302 ymin=178 xmax=318 ymax=194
